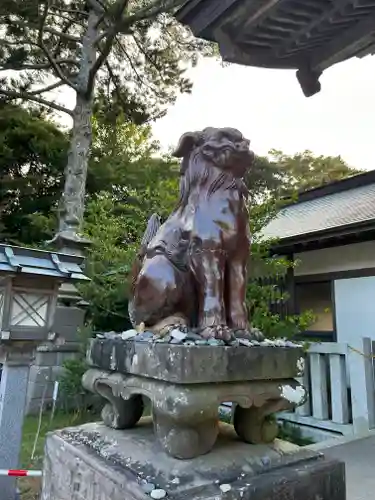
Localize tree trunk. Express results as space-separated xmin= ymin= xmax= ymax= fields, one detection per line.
xmin=53 ymin=9 xmax=100 ymax=255
xmin=59 ymin=92 xmax=92 ymax=236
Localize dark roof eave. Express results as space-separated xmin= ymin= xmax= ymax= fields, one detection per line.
xmin=269 ymin=218 xmax=375 ymax=254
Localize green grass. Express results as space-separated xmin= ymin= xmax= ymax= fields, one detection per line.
xmin=277 ymin=421 xmax=315 ymax=446
xmin=19 ymin=410 xmax=98 ymax=500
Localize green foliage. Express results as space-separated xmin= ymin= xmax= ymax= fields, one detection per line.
xmin=88 ymin=114 xmax=180 ymax=221
xmin=247 ymin=199 xmax=314 ymax=339
xmin=80 ymin=194 xmax=138 ymax=330
xmin=267 ymin=149 xmax=362 ymax=196
xmin=87 ymin=115 xmax=159 ymax=194
xmin=80 ymin=153 xmax=179 ymax=330
xmin=59 ymin=358 xmax=88 ymax=403
xmin=79 ymin=120 xmax=180 ymax=330
xmin=0 ymin=102 xmax=68 ymax=244
xmin=247 ymin=155 xmax=281 ymax=201
xmin=30 ymin=132 xmax=180 ymax=331
xmin=243 ymin=149 xmax=361 ymax=202
xmin=58 ymin=325 xmax=95 ymax=412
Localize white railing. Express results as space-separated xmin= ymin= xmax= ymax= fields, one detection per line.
xmin=279 ymin=337 xmax=375 ymax=436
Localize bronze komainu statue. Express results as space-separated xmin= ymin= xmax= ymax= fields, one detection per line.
xmin=129 ymin=127 xmax=260 ymax=342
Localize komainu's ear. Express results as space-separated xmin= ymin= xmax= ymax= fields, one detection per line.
xmin=172 ymin=131 xmax=201 ymax=158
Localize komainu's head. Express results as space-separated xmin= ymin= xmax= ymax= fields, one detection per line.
xmin=172 ymin=127 xmax=254 ymax=178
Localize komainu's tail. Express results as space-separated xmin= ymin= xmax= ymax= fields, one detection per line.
xmin=140 ymin=213 xmax=161 ymax=252
xmin=128 ymin=213 xmax=161 ymax=327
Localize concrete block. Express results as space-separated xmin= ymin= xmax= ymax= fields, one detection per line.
xmin=29 ymin=366 xmax=53 ymax=385
xmin=34 ymin=350 xmax=58 ymax=367
xmin=27 ymin=381 xmax=54 ymax=400
xmin=53 ymin=307 xmax=85 ymax=341
xmin=56 ymin=351 xmax=78 ymax=366
xmin=51 ymin=365 xmax=65 ymax=379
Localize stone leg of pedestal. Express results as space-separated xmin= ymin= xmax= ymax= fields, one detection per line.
xmin=41 ymin=420 xmax=346 ymax=500
xmin=82 ymin=368 xmax=306 ymax=459
xmin=0 ymin=350 xmax=33 ymax=500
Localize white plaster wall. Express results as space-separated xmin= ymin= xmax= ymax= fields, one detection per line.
xmin=334 ymin=277 xmax=375 ymax=343
xmin=294 ymin=241 xmax=375 ymax=277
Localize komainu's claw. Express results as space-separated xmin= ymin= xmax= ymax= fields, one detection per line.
xmin=200 ymin=325 xmax=234 ymax=342
xmin=234 ymin=327 xmax=264 ymax=341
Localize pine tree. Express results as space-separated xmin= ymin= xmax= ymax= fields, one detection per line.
xmin=0 ymin=0 xmax=211 ymax=250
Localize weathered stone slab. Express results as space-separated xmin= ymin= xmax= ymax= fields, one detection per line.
xmin=87 ymin=338 xmax=304 ymax=384
xmin=42 ymin=420 xmax=345 ymax=500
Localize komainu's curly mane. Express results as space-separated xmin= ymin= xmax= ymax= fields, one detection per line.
xmin=175 ymin=149 xmax=249 ymax=213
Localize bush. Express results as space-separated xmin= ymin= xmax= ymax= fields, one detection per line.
xmin=247 ymin=199 xmax=314 ymax=339
xmin=58 ymin=325 xmax=101 ymax=414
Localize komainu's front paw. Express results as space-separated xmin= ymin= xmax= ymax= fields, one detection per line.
xmin=234 ymin=327 xmax=264 ymax=341
xmin=200 ymin=325 xmax=234 ymax=342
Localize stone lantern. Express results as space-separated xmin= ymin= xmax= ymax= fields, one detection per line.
xmin=0 ymin=243 xmax=89 ymax=500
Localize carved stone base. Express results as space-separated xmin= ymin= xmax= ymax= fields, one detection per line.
xmin=83 ymin=338 xmax=306 ymax=459
xmin=152 ymin=409 xmax=218 ymax=459
xmin=42 ymin=421 xmax=346 ymax=500
xmin=82 ymin=368 xmax=306 ymax=459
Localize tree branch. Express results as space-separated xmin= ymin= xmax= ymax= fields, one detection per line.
xmin=0 ymin=89 xmax=73 ymax=116
xmin=28 ymin=80 xmax=64 ymax=95
xmin=86 ymin=0 xmax=106 ymax=14
xmin=88 ymin=0 xmax=129 ymax=90
xmin=120 ymin=0 xmax=186 ymax=29
xmin=94 ymin=30 xmax=109 ymax=45
xmin=115 ymin=36 xmax=164 ymax=98
xmin=47 ymin=10 xmax=86 ymax=27
xmin=0 ymin=59 xmax=79 ymax=72
xmin=38 ymin=1 xmax=79 ymax=91
xmin=104 ymin=60 xmax=128 ymax=106
xmin=113 ymin=40 xmax=143 ymax=85
xmin=44 ymin=27 xmax=82 ymax=42
xmin=53 ymin=19 xmax=75 ymax=58
xmin=132 ymin=33 xmax=161 ymax=72
xmin=50 ymin=5 xmax=89 ymax=17
xmin=0 ymin=37 xmax=40 ymax=49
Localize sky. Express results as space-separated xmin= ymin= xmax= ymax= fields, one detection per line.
xmin=151 ymin=56 xmax=375 ymax=171
xmin=57 ymin=54 xmax=375 ymax=171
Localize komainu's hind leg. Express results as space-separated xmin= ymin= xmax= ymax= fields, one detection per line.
xmin=131 ymin=254 xmax=189 ymax=329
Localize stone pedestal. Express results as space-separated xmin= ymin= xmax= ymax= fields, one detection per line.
xmin=41 ymin=420 xmax=346 ymax=500
xmin=0 ymin=347 xmax=35 ymax=500
xmin=83 ymin=338 xmax=307 ymax=459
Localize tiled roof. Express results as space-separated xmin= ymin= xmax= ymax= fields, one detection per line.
xmin=262 ymin=183 xmax=375 ymax=241
xmin=0 ymin=244 xmax=89 ymax=281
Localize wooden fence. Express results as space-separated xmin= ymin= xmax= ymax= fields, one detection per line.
xmin=279 ymin=338 xmax=375 ymax=436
